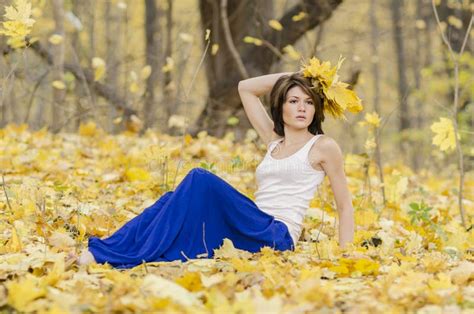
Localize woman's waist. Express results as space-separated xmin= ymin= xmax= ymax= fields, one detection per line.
xmin=254 ymin=188 xmax=316 ymax=204
xmin=255 ymin=201 xmax=308 ymax=219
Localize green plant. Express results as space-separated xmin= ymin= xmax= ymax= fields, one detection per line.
xmin=408 ymin=201 xmax=432 ymax=225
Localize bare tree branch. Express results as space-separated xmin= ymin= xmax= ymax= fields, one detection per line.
xmin=27 ymin=38 xmax=137 ymax=118
xmin=220 ymin=0 xmax=248 ymax=79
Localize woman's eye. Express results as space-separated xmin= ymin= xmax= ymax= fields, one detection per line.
xmin=290 ymin=100 xmax=297 ymax=104
xmin=306 ymin=101 xmax=314 ymax=105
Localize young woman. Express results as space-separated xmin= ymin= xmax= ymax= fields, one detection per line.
xmin=76 ymin=71 xmax=355 ymax=268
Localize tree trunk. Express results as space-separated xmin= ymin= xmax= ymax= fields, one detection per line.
xmin=71 ymin=0 xmax=83 ymax=131
xmin=370 ymin=0 xmax=385 ymax=203
xmin=163 ymin=0 xmax=175 ymax=120
xmin=193 ymin=0 xmax=343 ymax=139
xmin=0 ymin=0 xmax=8 ymax=127
xmin=105 ymin=0 xmax=123 ymax=133
xmin=143 ymin=0 xmax=162 ymax=132
xmin=390 ymin=0 xmax=410 ymax=132
xmin=51 ymin=0 xmax=66 ymax=132
xmin=370 ymin=0 xmax=380 ymax=115
xmin=87 ymin=0 xmax=97 ymax=109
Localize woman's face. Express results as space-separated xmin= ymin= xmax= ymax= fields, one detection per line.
xmin=282 ymin=85 xmax=316 ymax=131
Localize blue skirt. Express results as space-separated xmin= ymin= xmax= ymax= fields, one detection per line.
xmin=88 ymin=167 xmax=294 ymax=268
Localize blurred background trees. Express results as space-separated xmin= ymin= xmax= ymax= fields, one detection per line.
xmin=0 ymin=0 xmax=472 ymax=173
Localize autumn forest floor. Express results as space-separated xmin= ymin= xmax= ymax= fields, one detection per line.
xmin=0 ymin=123 xmax=473 ymax=313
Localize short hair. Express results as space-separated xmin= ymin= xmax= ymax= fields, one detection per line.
xmin=270 ymin=73 xmax=325 ymax=137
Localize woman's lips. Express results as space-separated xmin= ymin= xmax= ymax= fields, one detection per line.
xmin=296 ymin=116 xmax=306 ymax=120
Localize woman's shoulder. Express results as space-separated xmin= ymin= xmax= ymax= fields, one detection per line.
xmin=265 ymin=131 xmax=284 ymax=147
xmin=311 ymin=134 xmax=343 ymax=160
xmin=315 ymin=134 xmax=337 ymax=146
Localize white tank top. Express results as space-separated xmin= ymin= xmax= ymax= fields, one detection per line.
xmin=254 ymin=134 xmax=326 ymax=245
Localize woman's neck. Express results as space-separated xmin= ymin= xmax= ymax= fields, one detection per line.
xmin=282 ymin=128 xmax=314 ymax=146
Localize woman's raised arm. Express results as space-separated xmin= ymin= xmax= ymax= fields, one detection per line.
xmin=237 ymin=73 xmax=292 ymax=145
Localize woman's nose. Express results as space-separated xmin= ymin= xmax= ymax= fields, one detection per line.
xmin=297 ymin=102 xmax=306 ymax=111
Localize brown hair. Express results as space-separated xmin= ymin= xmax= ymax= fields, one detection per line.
xmin=270 ymin=73 xmax=325 ymax=136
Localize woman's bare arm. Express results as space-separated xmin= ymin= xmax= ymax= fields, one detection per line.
xmin=238 ymin=72 xmax=292 ymax=145
xmin=317 ymin=137 xmax=355 ymax=247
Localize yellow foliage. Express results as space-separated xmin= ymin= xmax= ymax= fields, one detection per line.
xmin=292 ymin=11 xmax=307 ymax=22
xmin=211 ymin=43 xmax=219 ymax=55
xmin=162 ymin=56 xmax=174 ymax=72
xmin=51 ymin=80 xmax=66 ymax=90
xmin=7 ymin=275 xmax=46 ymax=312
xmin=243 ymin=36 xmax=263 ymax=46
xmin=124 ymin=167 xmax=151 ymax=182
xmin=301 ymin=56 xmax=363 ymax=119
xmin=0 ymin=126 xmax=473 ymax=312
xmin=78 ymin=121 xmax=99 ymax=137
xmin=268 ymin=19 xmax=283 ymax=31
xmin=0 ymin=0 xmax=35 ymax=48
xmin=430 ymin=117 xmax=458 ymax=152
xmin=283 ymin=45 xmax=301 ymax=60
xmin=48 ymin=34 xmax=63 ymax=45
xmin=359 ymin=111 xmax=381 ymax=128
xmin=4 ymin=226 xmax=23 ymax=253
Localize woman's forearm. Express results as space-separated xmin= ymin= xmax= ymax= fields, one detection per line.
xmin=238 ymin=72 xmax=293 ymax=97
xmin=338 ymin=206 xmax=354 ymax=248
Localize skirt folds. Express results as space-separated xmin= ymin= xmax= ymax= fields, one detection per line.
xmin=88 ymin=167 xmax=294 ymax=268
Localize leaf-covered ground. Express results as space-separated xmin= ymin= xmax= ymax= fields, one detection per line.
xmin=0 ymin=123 xmax=473 ymax=313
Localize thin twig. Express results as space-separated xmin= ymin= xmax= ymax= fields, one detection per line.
xmin=24 ymin=70 xmax=49 ymax=124
xmin=142 ymin=260 xmax=149 ymax=274
xmin=1 ymin=174 xmax=13 ymax=211
xmin=51 ymin=106 xmax=95 ymax=133
xmin=314 ymin=207 xmax=325 ymax=260
xmin=202 ymin=222 xmax=209 ymax=257
xmin=459 ymin=15 xmax=473 ymax=54
xmin=171 ymin=159 xmax=183 ymax=190
xmin=220 ymin=0 xmax=249 ymax=79
xmin=431 ymin=0 xmax=471 ymax=228
xmin=180 ymin=251 xmax=191 ymax=261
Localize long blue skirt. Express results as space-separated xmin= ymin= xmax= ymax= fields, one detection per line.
xmin=88 ymin=167 xmax=294 ymax=269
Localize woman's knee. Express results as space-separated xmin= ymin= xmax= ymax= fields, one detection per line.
xmin=188 ymin=167 xmax=215 ymax=178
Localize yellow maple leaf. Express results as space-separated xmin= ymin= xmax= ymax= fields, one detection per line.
xmin=51 ymin=80 xmax=66 ymax=90
xmin=428 ymin=273 xmax=454 ymax=290
xmin=175 ymin=271 xmax=203 ymax=292
xmin=48 ymin=34 xmax=63 ymax=45
xmin=48 ymin=231 xmax=76 ymax=250
xmin=6 ymin=226 xmax=22 ymax=252
xmin=430 ymin=117 xmax=458 ymax=152
xmin=268 ymin=19 xmax=283 ymax=31
xmin=353 ymin=258 xmax=380 ymax=275
xmin=0 ymin=0 xmax=35 ymax=48
xmin=7 ymin=275 xmax=46 ymax=312
xmin=213 ymin=238 xmax=252 ymax=259
xmin=125 ymin=167 xmax=151 ymax=182
xmin=79 ymin=121 xmax=98 ymax=136
xmin=292 ymin=11 xmax=307 ymax=22
xmin=301 ymin=57 xmax=363 ymax=119
xmin=162 ymin=56 xmax=174 ymax=72
xmin=328 ymin=264 xmax=350 ymax=276
xmin=364 ymin=137 xmax=376 ymax=150
xmin=140 ymin=65 xmax=152 ymax=80
xmin=243 ymin=36 xmax=262 ymax=46
xmin=92 ymin=57 xmax=106 ymax=81
xmin=363 ymin=111 xmax=381 ymax=127
xmin=4 ymin=0 xmax=35 ymax=25
xmin=211 ymin=43 xmax=219 ymax=55
xmin=302 ymin=57 xmax=337 ymax=88
xmin=282 ymin=45 xmax=301 ymax=61
xmin=141 ymin=274 xmax=201 ymax=307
